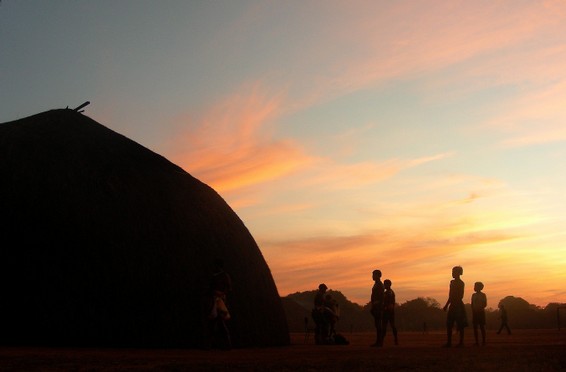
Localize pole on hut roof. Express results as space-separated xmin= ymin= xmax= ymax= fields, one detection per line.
xmin=73 ymin=101 xmax=90 ymax=113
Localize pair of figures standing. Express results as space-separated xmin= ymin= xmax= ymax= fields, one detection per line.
xmin=371 ymin=266 xmax=488 ymax=348
xmin=442 ymin=266 xmax=488 ymax=347
xmin=370 ymin=270 xmax=398 ymax=347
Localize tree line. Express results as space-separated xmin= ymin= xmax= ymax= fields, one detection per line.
xmin=282 ymin=290 xmax=565 ymax=332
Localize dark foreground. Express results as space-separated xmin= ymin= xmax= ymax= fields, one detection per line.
xmin=0 ymin=329 xmax=564 ymax=371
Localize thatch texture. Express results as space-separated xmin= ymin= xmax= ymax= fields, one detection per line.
xmin=0 ymin=109 xmax=289 ymax=347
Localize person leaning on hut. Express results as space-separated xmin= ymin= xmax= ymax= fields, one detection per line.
xmin=443 ymin=266 xmax=467 ymax=348
xmin=205 ymin=258 xmax=232 ymax=349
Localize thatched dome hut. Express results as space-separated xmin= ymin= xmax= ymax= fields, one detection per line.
xmin=0 ymin=109 xmax=289 ymax=347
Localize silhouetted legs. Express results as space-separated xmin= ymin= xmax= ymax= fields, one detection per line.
xmin=203 ymin=295 xmax=231 ymax=350
xmin=444 ymin=300 xmax=467 ymax=347
xmin=371 ymin=308 xmax=383 ymax=347
xmin=472 ymin=309 xmax=486 ymax=346
xmin=444 ymin=307 xmax=466 ymax=348
xmin=382 ymin=311 xmax=398 ymax=345
xmin=473 ymin=323 xmax=486 ymax=346
xmin=444 ymin=323 xmax=464 ymax=348
xmin=208 ymin=317 xmax=231 ymax=350
xmin=497 ymin=322 xmax=511 ymax=335
xmin=312 ymin=309 xmax=329 ymax=344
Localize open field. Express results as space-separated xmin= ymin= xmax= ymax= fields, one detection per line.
xmin=0 ymin=329 xmax=564 ymax=371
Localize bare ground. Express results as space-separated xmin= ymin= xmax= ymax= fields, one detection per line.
xmin=0 ymin=329 xmax=564 ymax=371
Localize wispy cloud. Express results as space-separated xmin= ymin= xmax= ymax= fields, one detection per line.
xmin=261 ymin=0 xmax=566 ymax=153
xmin=492 ymin=80 xmax=566 ymax=147
xmin=168 ymin=82 xmax=452 ymax=204
xmin=283 ymin=1 xmax=565 ymax=109
xmin=168 ymin=85 xmax=317 ymax=193
xmin=300 ymin=153 xmax=453 ymax=190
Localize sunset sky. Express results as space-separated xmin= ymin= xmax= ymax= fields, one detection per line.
xmin=2 ymin=1 xmax=566 ymax=308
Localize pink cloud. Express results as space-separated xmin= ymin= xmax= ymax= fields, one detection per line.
xmin=282 ymin=1 xmax=566 ymax=112
xmin=167 ymin=85 xmax=317 ymax=193
xmin=166 ymin=81 xmax=452 ymax=206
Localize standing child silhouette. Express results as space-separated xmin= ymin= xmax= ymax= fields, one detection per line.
xmin=382 ymin=279 xmax=398 ymax=345
xmin=443 ymin=266 xmax=467 ymax=347
xmin=471 ymin=281 xmax=487 ymax=346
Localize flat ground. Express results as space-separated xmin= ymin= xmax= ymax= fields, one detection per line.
xmin=0 ymin=329 xmax=564 ymax=371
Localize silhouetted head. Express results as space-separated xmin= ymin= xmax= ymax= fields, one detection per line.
xmin=474 ymin=282 xmax=484 ymax=292
xmin=318 ymin=283 xmax=328 ymax=292
xmin=452 ymin=266 xmax=463 ymax=278
xmin=372 ymin=270 xmax=382 ymax=281
xmin=384 ymin=279 xmax=392 ymax=289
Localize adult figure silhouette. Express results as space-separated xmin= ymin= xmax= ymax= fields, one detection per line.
xmin=443 ymin=266 xmax=467 ymax=347
xmin=370 ymin=269 xmax=384 ymax=347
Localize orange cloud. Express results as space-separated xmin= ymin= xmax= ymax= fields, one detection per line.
xmin=168 ymin=85 xmax=317 ymax=194
xmin=166 ymin=81 xmax=454 ymax=213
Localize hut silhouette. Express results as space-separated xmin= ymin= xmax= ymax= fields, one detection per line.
xmin=0 ymin=109 xmax=289 ymax=348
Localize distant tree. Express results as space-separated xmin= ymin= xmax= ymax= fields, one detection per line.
xmin=396 ymin=297 xmax=445 ymax=331
xmin=282 ymin=292 xmax=565 ymax=332
xmin=498 ymin=296 xmax=544 ymax=329
xmin=543 ymin=303 xmax=565 ymax=329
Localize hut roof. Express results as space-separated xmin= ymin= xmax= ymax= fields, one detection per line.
xmin=0 ymin=109 xmax=289 ymax=347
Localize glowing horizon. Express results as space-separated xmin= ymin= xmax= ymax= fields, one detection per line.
xmin=2 ymin=1 xmax=566 ymax=308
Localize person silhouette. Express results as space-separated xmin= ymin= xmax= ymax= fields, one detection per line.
xmin=312 ymin=283 xmax=330 ymax=344
xmin=382 ymin=279 xmax=398 ymax=345
xmin=497 ymin=304 xmax=512 ymax=335
xmin=471 ymin=281 xmax=487 ymax=346
xmin=324 ymin=293 xmax=340 ymax=338
xmin=370 ymin=269 xmax=384 ymax=347
xmin=205 ymin=258 xmax=232 ymax=349
xmin=443 ymin=266 xmax=467 ymax=347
